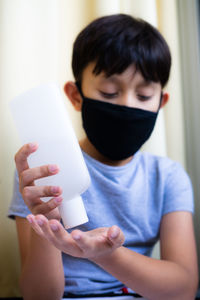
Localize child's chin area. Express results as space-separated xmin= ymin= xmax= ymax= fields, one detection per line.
xmin=79 ymin=137 xmax=133 ymax=167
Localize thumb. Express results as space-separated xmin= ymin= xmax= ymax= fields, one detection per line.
xmin=107 ymin=225 xmax=125 ymax=247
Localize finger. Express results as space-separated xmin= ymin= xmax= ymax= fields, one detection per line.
xmin=35 ymin=216 xmax=68 ymax=246
xmin=22 ymin=185 xmax=62 ymax=201
xmin=107 ymin=225 xmax=125 ymax=247
xmin=49 ymin=220 xmax=64 ymax=233
xmin=26 ymin=214 xmax=45 ymax=236
xmin=49 ymin=220 xmax=70 ymax=239
xmin=71 ymin=230 xmax=92 ymax=252
xmin=31 ymin=196 xmax=63 ymax=214
xmin=35 ymin=217 xmax=83 ymax=257
xmin=34 ymin=215 xmax=56 ymax=243
xmin=15 ymin=143 xmax=38 ymax=175
xmin=48 ymin=220 xmax=83 ymax=254
xmin=20 ymin=164 xmax=59 ymax=188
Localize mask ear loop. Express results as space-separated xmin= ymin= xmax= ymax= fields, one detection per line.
xmin=75 ymin=81 xmax=84 ymax=100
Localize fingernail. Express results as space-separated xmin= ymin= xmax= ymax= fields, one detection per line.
xmin=36 ymin=219 xmax=43 ymax=226
xmin=29 ymin=142 xmax=38 ymax=150
xmin=51 ymin=186 xmax=60 ymax=194
xmin=110 ymin=228 xmax=119 ymax=239
xmin=73 ymin=234 xmax=81 ymax=240
xmin=48 ymin=164 xmax=59 ymax=173
xmin=27 ymin=215 xmax=33 ymax=224
xmin=50 ymin=223 xmax=58 ymax=231
xmin=54 ymin=196 xmax=63 ymax=204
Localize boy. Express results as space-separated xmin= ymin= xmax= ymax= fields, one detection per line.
xmin=8 ymin=14 xmax=198 ymax=300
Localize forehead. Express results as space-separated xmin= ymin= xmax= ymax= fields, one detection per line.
xmin=100 ymin=65 xmax=150 ymax=87
xmin=83 ymin=62 xmax=159 ymax=88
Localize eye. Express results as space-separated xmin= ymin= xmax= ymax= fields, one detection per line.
xmin=137 ymin=94 xmax=152 ymax=101
xmin=100 ymin=91 xmax=118 ymax=99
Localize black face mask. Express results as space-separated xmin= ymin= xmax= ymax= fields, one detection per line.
xmin=76 ymin=82 xmax=162 ymax=161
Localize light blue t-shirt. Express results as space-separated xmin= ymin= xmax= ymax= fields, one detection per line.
xmin=8 ymin=151 xmax=194 ymax=295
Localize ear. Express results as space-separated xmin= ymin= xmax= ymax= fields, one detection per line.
xmin=63 ymin=81 xmax=83 ymax=111
xmin=160 ymin=92 xmax=170 ymax=109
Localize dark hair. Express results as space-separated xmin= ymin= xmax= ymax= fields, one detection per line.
xmin=72 ymin=14 xmax=171 ymax=87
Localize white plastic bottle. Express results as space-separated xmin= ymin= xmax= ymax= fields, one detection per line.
xmin=10 ymin=83 xmax=91 ymax=229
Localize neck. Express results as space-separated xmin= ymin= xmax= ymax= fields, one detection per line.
xmin=79 ymin=137 xmax=133 ymax=166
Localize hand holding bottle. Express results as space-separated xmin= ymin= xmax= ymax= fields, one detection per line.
xmin=15 ymin=142 xmax=63 ymax=220
xmin=10 ymin=83 xmax=90 ymax=228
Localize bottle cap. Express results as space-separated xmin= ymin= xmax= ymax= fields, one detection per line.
xmin=59 ymin=196 xmax=88 ymax=229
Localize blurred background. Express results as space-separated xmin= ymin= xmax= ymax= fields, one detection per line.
xmin=0 ymin=0 xmax=200 ymax=297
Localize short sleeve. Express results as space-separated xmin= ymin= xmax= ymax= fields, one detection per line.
xmin=163 ymin=162 xmax=194 ymax=215
xmin=7 ymin=169 xmax=31 ymax=219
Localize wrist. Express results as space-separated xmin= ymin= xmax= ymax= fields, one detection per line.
xmin=91 ymin=246 xmax=123 ymax=265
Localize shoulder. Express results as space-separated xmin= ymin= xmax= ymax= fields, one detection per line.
xmin=138 ymin=152 xmax=194 ymax=217
xmin=139 ymin=151 xmax=178 ymax=169
xmin=140 ymin=152 xmax=193 ymax=206
xmin=139 ymin=151 xmax=189 ymax=180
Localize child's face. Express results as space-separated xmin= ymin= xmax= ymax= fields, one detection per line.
xmin=64 ymin=63 xmax=169 ymax=164
xmin=80 ymin=62 xmax=166 ymax=112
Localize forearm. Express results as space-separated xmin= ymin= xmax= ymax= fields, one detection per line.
xmin=20 ymin=229 xmax=65 ymax=300
xmin=92 ymin=246 xmax=197 ymax=300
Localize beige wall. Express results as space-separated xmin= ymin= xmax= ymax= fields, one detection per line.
xmin=157 ymin=0 xmax=186 ymax=167
xmin=0 ymin=0 xmax=185 ymax=296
